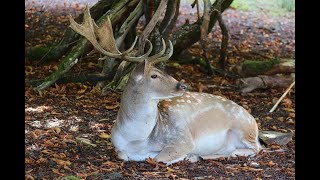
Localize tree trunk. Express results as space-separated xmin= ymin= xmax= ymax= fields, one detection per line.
xmin=26 ymin=0 xmax=114 ymax=63
xmin=36 ymin=0 xmax=140 ymax=90
xmin=26 ymin=72 xmax=115 ymax=87
xmin=172 ymin=0 xmax=233 ymax=59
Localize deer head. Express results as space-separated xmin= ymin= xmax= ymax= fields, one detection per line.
xmin=128 ymin=59 xmax=187 ymax=100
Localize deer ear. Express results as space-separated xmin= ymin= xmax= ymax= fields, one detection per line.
xmin=132 ymin=59 xmax=149 ymax=81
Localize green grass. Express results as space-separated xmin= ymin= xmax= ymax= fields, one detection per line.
xmin=230 ymin=0 xmax=295 ymax=17
xmin=180 ymin=0 xmax=295 ymax=17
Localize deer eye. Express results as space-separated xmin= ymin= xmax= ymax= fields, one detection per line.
xmin=151 ymin=74 xmax=158 ymax=79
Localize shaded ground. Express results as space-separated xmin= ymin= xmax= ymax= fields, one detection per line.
xmin=25 ymin=0 xmax=295 ymax=179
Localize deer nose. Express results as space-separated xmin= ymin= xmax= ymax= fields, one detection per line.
xmin=177 ymin=82 xmax=187 ymax=91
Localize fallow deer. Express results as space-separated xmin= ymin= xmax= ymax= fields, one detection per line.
xmin=69 ymin=6 xmax=261 ymax=164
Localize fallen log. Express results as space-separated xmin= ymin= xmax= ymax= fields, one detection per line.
xmin=26 ymin=72 xmax=114 ymax=87
xmin=234 ymin=58 xmax=295 ymax=77
xmin=236 ymin=74 xmax=294 ymax=93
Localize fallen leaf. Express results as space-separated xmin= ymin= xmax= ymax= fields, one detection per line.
xmin=49 ymin=127 xmax=61 ymax=134
xmin=52 ymin=168 xmax=64 ymax=176
xmin=105 ymin=103 xmax=119 ymax=110
xmin=36 ymin=157 xmax=48 ymax=164
xmin=41 ymin=149 xmax=54 ymax=155
xmin=25 ymin=174 xmax=34 ymax=180
xmin=265 ymin=116 xmax=272 ymax=120
xmin=283 ymin=108 xmax=295 ymax=112
xmin=25 ymin=158 xmax=35 ymax=164
xmin=102 ymin=161 xmax=120 ymax=167
xmin=76 ymin=137 xmax=97 ymax=147
xmin=77 ymin=85 xmax=88 ymax=94
xmin=51 ymin=158 xmax=71 ymax=166
xmin=99 ymin=133 xmax=111 ymax=139
xmin=282 ymin=98 xmax=292 ymax=108
xmin=25 ymin=169 xmax=33 ymax=174
xmin=166 ymin=167 xmax=175 ymax=172
xmin=197 ymin=82 xmax=207 ymax=92
xmin=146 ymin=157 xmax=158 ymax=166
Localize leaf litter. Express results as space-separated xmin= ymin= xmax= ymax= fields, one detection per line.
xmin=25 ymin=0 xmax=295 ymax=179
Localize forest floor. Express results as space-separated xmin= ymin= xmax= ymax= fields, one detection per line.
xmin=25 ymin=0 xmax=295 ymax=179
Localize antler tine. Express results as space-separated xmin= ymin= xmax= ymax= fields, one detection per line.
xmin=69 ymin=6 xmax=123 ymax=59
xmin=142 ymin=39 xmax=153 ymax=57
xmin=150 ymin=40 xmax=173 ymax=64
xmin=147 ymin=38 xmax=166 ymax=60
xmin=124 ymin=39 xmax=153 ymax=63
xmin=121 ymin=36 xmax=138 ymax=56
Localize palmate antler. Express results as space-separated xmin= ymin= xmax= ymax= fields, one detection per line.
xmin=69 ymin=5 xmax=173 ymax=64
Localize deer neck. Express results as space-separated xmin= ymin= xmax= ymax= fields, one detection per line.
xmin=117 ymin=86 xmax=159 ymax=139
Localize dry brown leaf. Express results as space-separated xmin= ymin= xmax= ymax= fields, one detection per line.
xmin=51 ymin=168 xmax=64 ymax=176
xmin=76 ymin=95 xmax=85 ymax=100
xmin=76 ymin=137 xmax=97 ymax=147
xmin=166 ymin=167 xmax=175 ymax=172
xmin=105 ymin=103 xmax=119 ymax=110
xmin=197 ymin=82 xmax=207 ymax=92
xmin=267 ymin=161 xmax=276 ymax=166
xmin=51 ymin=158 xmax=71 ymax=166
xmin=265 ymin=116 xmax=272 ymax=120
xmin=283 ymin=108 xmax=295 ymax=112
xmin=41 ymin=149 xmax=54 ymax=155
xmin=282 ymin=98 xmax=292 ymax=108
xmin=288 ymin=112 xmax=295 ymax=118
xmin=25 ymin=174 xmax=34 ymax=180
xmin=52 ymin=153 xmax=67 ymax=159
xmin=25 ymin=169 xmax=33 ymax=174
xmin=146 ymin=157 xmax=158 ymax=166
xmin=25 ymin=158 xmax=35 ymax=164
xmin=36 ymin=157 xmax=48 ymax=164
xmin=271 ymin=126 xmax=278 ymax=130
xmin=87 ymin=62 xmax=97 ymax=68
xmin=63 ymin=165 xmax=72 ymax=171
xmin=277 ymin=117 xmax=284 ymax=122
xmin=102 ymin=161 xmax=119 ymax=167
xmin=77 ymin=85 xmax=88 ymax=94
xmin=49 ymin=127 xmax=61 ymax=134
xmin=98 ymin=133 xmax=111 ymax=139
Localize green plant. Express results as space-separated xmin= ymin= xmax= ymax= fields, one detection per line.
xmin=277 ymin=0 xmax=295 ymax=12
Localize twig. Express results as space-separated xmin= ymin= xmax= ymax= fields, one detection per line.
xmin=269 ymin=81 xmax=295 ymax=113
xmin=200 ymin=0 xmax=213 ymax=75
xmin=196 ymin=0 xmax=200 ymax=20
xmin=217 ymin=11 xmax=229 ymax=70
xmin=138 ymin=0 xmax=168 ymax=54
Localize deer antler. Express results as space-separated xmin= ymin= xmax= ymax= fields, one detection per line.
xmin=69 ymin=5 xmax=173 ymax=63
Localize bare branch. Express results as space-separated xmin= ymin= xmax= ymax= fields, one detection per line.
xmin=138 ymin=0 xmax=168 ymax=54
xmin=163 ymin=0 xmax=180 ymax=39
xmin=217 ymin=10 xmax=229 ymax=70
xmin=159 ymin=0 xmax=178 ymax=34
xmin=199 ymin=0 xmax=213 ymax=75
xmin=269 ymin=81 xmax=295 ymax=113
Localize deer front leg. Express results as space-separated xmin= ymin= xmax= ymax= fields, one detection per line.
xmin=155 ymin=143 xmax=194 ymax=164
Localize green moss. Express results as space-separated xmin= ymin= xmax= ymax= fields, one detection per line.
xmin=242 ymin=58 xmax=280 ymax=75
xmin=26 ymin=46 xmax=61 ymax=62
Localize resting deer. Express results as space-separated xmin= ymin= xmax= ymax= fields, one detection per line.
xmin=69 ymin=7 xmax=262 ymax=164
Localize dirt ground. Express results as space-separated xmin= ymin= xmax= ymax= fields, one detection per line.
xmin=25 ymin=0 xmax=295 ymax=179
